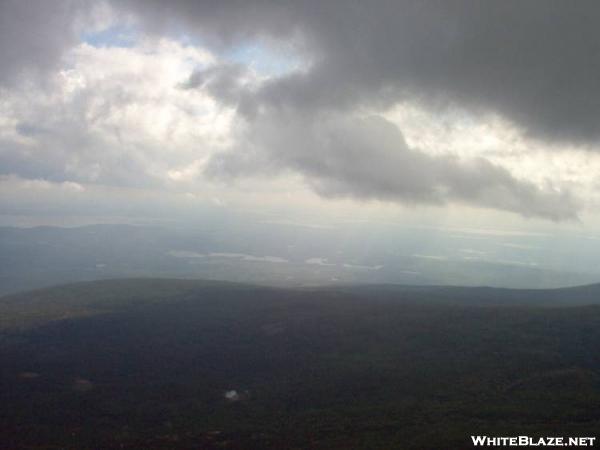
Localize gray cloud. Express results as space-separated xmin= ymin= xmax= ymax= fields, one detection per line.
xmin=0 ymin=1 xmax=590 ymax=220
xmin=207 ymin=113 xmax=578 ymax=220
xmin=123 ymin=0 xmax=600 ymax=144
xmin=0 ymin=0 xmax=90 ymax=85
xmin=182 ymin=62 xmax=256 ymax=108
xmin=168 ymin=1 xmax=578 ymax=220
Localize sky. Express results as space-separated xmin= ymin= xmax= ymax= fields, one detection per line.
xmin=2 ymin=0 xmax=600 ymax=238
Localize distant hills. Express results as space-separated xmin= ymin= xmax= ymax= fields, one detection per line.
xmin=4 ymin=278 xmax=600 ymax=332
xmin=2 ymin=223 xmax=598 ymax=296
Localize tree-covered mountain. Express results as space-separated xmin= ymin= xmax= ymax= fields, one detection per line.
xmin=2 ymin=279 xmax=600 ymax=449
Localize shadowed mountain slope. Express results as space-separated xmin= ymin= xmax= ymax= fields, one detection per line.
xmin=1 ymin=279 xmax=600 ymax=449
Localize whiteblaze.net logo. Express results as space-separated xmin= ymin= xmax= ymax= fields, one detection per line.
xmin=471 ymin=436 xmax=596 ymax=447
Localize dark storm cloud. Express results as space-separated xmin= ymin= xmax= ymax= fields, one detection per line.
xmin=182 ymin=62 xmax=255 ymax=107
xmin=162 ymin=1 xmax=583 ymax=220
xmin=0 ymin=1 xmax=588 ymax=220
xmin=207 ymin=113 xmax=578 ymax=221
xmin=123 ymin=0 xmax=600 ymax=144
xmin=0 ymin=0 xmax=90 ymax=84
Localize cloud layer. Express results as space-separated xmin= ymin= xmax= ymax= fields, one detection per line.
xmin=1 ymin=0 xmax=597 ymax=221
xmin=122 ymin=0 xmax=600 ymax=144
xmin=207 ymin=112 xmax=578 ymax=220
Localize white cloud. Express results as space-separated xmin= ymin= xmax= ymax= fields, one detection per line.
xmin=0 ymin=36 xmax=233 ymax=190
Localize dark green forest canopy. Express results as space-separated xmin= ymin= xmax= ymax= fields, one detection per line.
xmin=1 ymin=279 xmax=600 ymax=449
